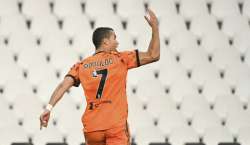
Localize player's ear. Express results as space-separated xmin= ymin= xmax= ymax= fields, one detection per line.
xmin=103 ymin=38 xmax=109 ymax=45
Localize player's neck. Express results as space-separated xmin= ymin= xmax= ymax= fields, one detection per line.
xmin=95 ymin=47 xmax=116 ymax=54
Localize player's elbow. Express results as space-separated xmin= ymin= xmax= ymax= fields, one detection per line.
xmin=150 ymin=52 xmax=160 ymax=62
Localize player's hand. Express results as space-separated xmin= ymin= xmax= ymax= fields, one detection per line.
xmin=144 ymin=9 xmax=158 ymax=29
xmin=39 ymin=109 xmax=51 ymax=130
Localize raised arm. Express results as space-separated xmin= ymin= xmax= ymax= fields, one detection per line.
xmin=39 ymin=76 xmax=75 ymax=129
xmin=139 ymin=9 xmax=160 ymax=66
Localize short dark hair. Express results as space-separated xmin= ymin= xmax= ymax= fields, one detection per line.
xmin=92 ymin=27 xmax=113 ymax=49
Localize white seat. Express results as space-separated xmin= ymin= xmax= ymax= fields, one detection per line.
xmin=203 ymin=126 xmax=234 ymax=145
xmin=225 ymin=62 xmax=250 ymax=86
xmin=33 ymin=125 xmax=64 ymax=145
xmin=238 ymin=127 xmax=250 ymax=145
xmin=135 ymin=125 xmax=166 ymax=145
xmin=226 ymin=109 xmax=250 ymax=135
xmin=22 ymin=0 xmax=51 ymax=18
xmin=213 ymin=46 xmax=241 ymax=70
xmin=158 ymin=49 xmax=186 ymax=87
xmin=85 ymin=0 xmax=113 ymax=20
xmin=68 ymin=86 xmax=87 ymax=105
xmin=159 ymin=13 xmax=186 ymax=38
xmin=28 ymin=63 xmax=56 ymax=86
xmin=0 ymin=100 xmax=18 ymax=128
xmin=0 ymin=0 xmax=19 ymax=16
xmin=212 ymin=0 xmax=240 ymax=19
xmin=117 ymin=0 xmax=145 ymax=19
xmin=158 ymin=109 xmax=187 ymax=136
xmin=0 ymin=15 xmax=28 ymax=37
xmin=0 ymin=46 xmax=23 ymax=86
xmin=31 ymin=15 xmax=60 ymax=37
xmin=180 ymin=45 xmax=208 ymax=70
xmin=192 ymin=108 xmax=221 ymax=136
xmin=181 ymin=94 xmax=210 ymax=120
xmin=0 ymin=124 xmax=29 ymax=145
xmin=37 ymin=76 xmax=60 ymax=103
xmin=115 ymin=30 xmax=134 ymax=52
xmin=203 ymin=78 xmax=231 ymax=103
xmin=95 ymin=15 xmax=123 ymax=33
xmin=62 ymin=15 xmax=91 ymax=37
xmin=17 ymin=46 xmax=47 ymax=69
xmin=4 ymin=78 xmax=33 ymax=103
xmin=243 ymin=0 xmax=250 ymax=18
xmin=190 ymin=14 xmax=218 ymax=38
xmin=245 ymin=48 xmax=250 ymax=67
xmin=235 ymin=75 xmax=250 ymax=103
xmin=170 ymin=75 xmax=198 ymax=103
xmin=214 ymin=95 xmax=243 ymax=119
xmin=51 ymin=48 xmax=79 ymax=74
xmin=53 ymin=0 xmax=83 ymax=18
xmin=148 ymin=0 xmax=177 ymax=18
xmin=234 ymin=30 xmax=250 ymax=53
xmin=147 ymin=94 xmax=176 ymax=119
xmin=40 ymin=31 xmax=69 ymax=53
xmin=191 ymin=59 xmax=219 ymax=86
xmin=128 ymin=104 xmax=154 ymax=136
xmin=169 ymin=30 xmax=197 ymax=54
xmin=7 ymin=31 xmax=36 ymax=54
xmin=136 ymin=79 xmax=165 ymax=103
xmin=222 ymin=14 xmax=249 ymax=38
xmin=201 ymin=30 xmax=230 ymax=54
xmin=71 ymin=31 xmax=95 ymax=55
xmin=169 ymin=126 xmax=199 ymax=145
xmin=180 ymin=0 xmax=208 ymax=20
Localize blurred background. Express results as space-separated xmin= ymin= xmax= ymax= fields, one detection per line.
xmin=0 ymin=0 xmax=250 ymax=145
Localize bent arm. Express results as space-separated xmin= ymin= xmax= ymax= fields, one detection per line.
xmin=138 ymin=9 xmax=160 ymax=66
xmin=47 ymin=76 xmax=75 ymax=107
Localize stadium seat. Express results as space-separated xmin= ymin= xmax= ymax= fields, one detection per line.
xmin=213 ymin=46 xmax=241 ymax=70
xmin=158 ymin=109 xmax=187 ymax=136
xmin=190 ymin=14 xmax=219 ymax=38
xmin=201 ymin=30 xmax=230 ymax=54
xmin=30 ymin=15 xmax=60 ymax=37
xmin=191 ymin=60 xmax=219 ymax=86
xmin=0 ymin=46 xmax=23 ymax=86
xmin=181 ymin=94 xmax=210 ymax=120
xmin=0 ymin=15 xmax=28 ymax=37
xmin=33 ymin=125 xmax=65 ymax=145
xmin=245 ymin=48 xmax=250 ymax=67
xmin=243 ymin=0 xmax=250 ymax=18
xmin=222 ymin=14 xmax=249 ymax=38
xmin=192 ymin=108 xmax=221 ymax=135
xmin=225 ymin=62 xmax=250 ymax=86
xmin=234 ymin=30 xmax=250 ymax=53
xmin=0 ymin=0 xmax=19 ymax=16
xmin=115 ymin=30 xmax=134 ymax=51
xmin=85 ymin=0 xmax=114 ymax=20
xmin=203 ymin=126 xmax=234 ymax=145
xmin=22 ymin=0 xmax=51 ymax=18
xmin=238 ymin=127 xmax=250 ymax=145
xmin=211 ymin=0 xmax=240 ymax=19
xmin=135 ymin=125 xmax=166 ymax=145
xmin=169 ymin=126 xmax=199 ymax=145
xmin=53 ymin=0 xmax=83 ymax=18
xmin=214 ymin=95 xmax=243 ymax=119
xmin=148 ymin=0 xmax=177 ymax=18
xmin=94 ymin=15 xmax=123 ymax=33
xmin=226 ymin=109 xmax=250 ymax=135
xmin=159 ymin=13 xmax=187 ymax=38
xmin=180 ymin=0 xmax=208 ymax=20
xmin=17 ymin=46 xmax=47 ymax=70
xmin=170 ymin=75 xmax=198 ymax=103
xmin=62 ymin=15 xmax=91 ymax=37
xmin=203 ymin=78 xmax=231 ymax=103
xmin=116 ymin=0 xmax=145 ymax=19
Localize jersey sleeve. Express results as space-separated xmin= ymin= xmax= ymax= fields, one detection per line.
xmin=65 ymin=62 xmax=81 ymax=87
xmin=120 ymin=49 xmax=141 ymax=69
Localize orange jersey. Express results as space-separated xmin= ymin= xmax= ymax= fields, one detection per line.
xmin=66 ymin=50 xmax=140 ymax=132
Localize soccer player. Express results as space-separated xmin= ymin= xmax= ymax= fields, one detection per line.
xmin=40 ymin=9 xmax=160 ymax=145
